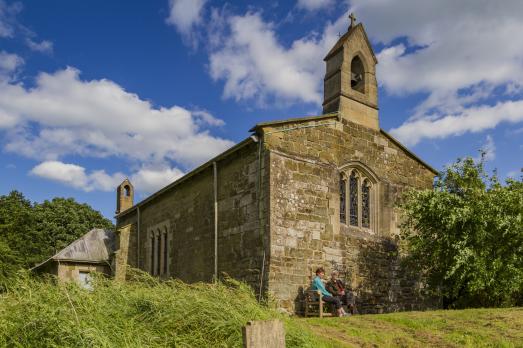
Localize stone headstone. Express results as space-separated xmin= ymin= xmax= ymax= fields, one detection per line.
xmin=242 ymin=320 xmax=285 ymax=348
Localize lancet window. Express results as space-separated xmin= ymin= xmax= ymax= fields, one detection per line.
xmin=339 ymin=174 xmax=346 ymax=224
xmin=349 ymin=172 xmax=359 ymax=226
xmin=339 ymin=167 xmax=377 ymax=232
xmin=149 ymin=224 xmax=171 ymax=277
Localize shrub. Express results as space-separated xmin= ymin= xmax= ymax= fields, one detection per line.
xmin=400 ymin=157 xmax=523 ymax=308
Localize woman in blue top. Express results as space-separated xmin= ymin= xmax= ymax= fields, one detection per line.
xmin=311 ymin=267 xmax=346 ymax=317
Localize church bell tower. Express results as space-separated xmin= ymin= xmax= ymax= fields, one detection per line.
xmin=116 ymin=179 xmax=134 ymax=214
xmin=323 ymin=14 xmax=379 ymax=130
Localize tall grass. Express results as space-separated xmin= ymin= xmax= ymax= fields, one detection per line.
xmin=0 ymin=270 xmax=321 ymax=347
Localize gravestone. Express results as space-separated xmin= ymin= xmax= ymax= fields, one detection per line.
xmin=242 ymin=320 xmax=285 ymax=348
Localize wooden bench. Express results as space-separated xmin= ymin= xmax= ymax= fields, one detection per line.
xmin=303 ymin=290 xmax=335 ymax=318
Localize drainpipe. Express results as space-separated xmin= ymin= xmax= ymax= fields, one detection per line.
xmin=137 ymin=206 xmax=141 ymax=269
xmin=254 ymin=133 xmax=266 ymax=302
xmin=213 ymin=161 xmax=218 ymax=281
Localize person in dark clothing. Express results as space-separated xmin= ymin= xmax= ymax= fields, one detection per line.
xmin=311 ymin=267 xmax=346 ymax=317
xmin=326 ymin=270 xmax=358 ymax=315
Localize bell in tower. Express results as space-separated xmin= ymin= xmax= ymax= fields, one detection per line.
xmin=323 ymin=13 xmax=379 ymax=130
xmin=116 ymin=179 xmax=134 ymax=214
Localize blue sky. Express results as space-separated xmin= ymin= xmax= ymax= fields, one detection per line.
xmin=0 ymin=0 xmax=522 ymax=220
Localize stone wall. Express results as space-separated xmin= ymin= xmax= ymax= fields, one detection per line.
xmin=57 ymin=262 xmax=109 ymax=282
xmin=115 ymin=140 xmax=270 ymax=293
xmin=262 ymin=116 xmax=435 ymax=312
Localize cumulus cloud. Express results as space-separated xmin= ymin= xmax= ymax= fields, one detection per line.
xmin=130 ymin=166 xmax=184 ymax=194
xmin=0 ymin=66 xmax=234 ymax=192
xmin=30 ymin=161 xmax=184 ymax=194
xmin=30 ymin=161 xmax=111 ymax=192
xmin=297 ymin=0 xmax=334 ymax=11
xmin=0 ymin=1 xmax=53 ymax=52
xmin=390 ymin=100 xmax=523 ymax=146
xmin=0 ymin=51 xmax=23 ymax=82
xmin=0 ymin=67 xmax=233 ymax=166
xmin=26 ymin=38 xmax=53 ymax=54
xmin=209 ymin=11 xmax=346 ymax=105
xmin=166 ymin=0 xmax=206 ymax=46
xmin=348 ymin=0 xmax=523 ymax=144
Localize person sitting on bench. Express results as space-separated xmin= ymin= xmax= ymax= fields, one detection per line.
xmin=311 ymin=267 xmax=346 ymax=317
xmin=326 ymin=270 xmax=358 ymax=315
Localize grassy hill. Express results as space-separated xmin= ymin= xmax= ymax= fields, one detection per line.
xmin=304 ymin=308 xmax=523 ymax=347
xmin=0 ymin=271 xmax=521 ymax=347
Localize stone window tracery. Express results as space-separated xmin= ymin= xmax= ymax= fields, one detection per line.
xmin=361 ymin=180 xmax=371 ymax=228
xmin=349 ymin=172 xmax=359 ymax=226
xmin=339 ymin=166 xmax=378 ymax=233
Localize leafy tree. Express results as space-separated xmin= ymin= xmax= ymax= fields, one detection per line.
xmin=32 ymin=197 xmax=114 ymax=263
xmin=400 ymin=158 xmax=523 ymax=308
xmin=0 ymin=191 xmax=36 ymax=269
xmin=0 ymin=191 xmax=114 ymax=281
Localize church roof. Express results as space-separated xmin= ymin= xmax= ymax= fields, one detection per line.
xmin=249 ymin=112 xmax=339 ymax=132
xmin=116 ymin=112 xmax=437 ymax=219
xmin=250 ymin=112 xmax=438 ymax=175
xmin=324 ymin=23 xmax=378 ymax=64
xmin=32 ymin=229 xmax=114 ymax=269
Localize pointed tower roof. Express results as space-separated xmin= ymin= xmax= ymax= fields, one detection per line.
xmin=324 ymin=23 xmax=378 ymax=63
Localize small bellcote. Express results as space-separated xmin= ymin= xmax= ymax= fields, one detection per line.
xmin=116 ymin=179 xmax=134 ymax=215
xmin=323 ymin=14 xmax=379 ymax=130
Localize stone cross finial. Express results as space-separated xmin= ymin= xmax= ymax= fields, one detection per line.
xmin=349 ymin=12 xmax=356 ymax=29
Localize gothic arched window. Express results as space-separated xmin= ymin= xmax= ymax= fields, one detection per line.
xmin=349 ymin=172 xmax=359 ymax=226
xmin=361 ymin=180 xmax=371 ymax=228
xmin=155 ymin=229 xmax=161 ymax=276
xmin=339 ymin=166 xmax=378 ymax=233
xmin=350 ymin=56 xmax=365 ymax=94
xmin=340 ymin=173 xmax=346 ymax=224
xmin=150 ymin=235 xmax=155 ymax=274
xmin=163 ymin=228 xmax=168 ymax=275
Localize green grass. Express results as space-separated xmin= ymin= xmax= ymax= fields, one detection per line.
xmin=302 ymin=307 xmax=523 ymax=347
xmin=0 ymin=270 xmax=322 ymax=347
xmin=0 ymin=271 xmax=521 ymax=347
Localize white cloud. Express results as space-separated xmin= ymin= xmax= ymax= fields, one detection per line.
xmin=0 ymin=0 xmax=21 ymax=38
xmin=0 ymin=51 xmax=23 ymax=82
xmin=130 ymin=166 xmax=184 ymax=194
xmin=349 ymin=0 xmax=523 ymax=144
xmin=209 ymin=12 xmax=346 ymax=105
xmin=0 ymin=67 xmax=234 ymax=174
xmin=31 ymin=161 xmax=93 ymax=191
xmin=390 ymin=100 xmax=523 ymax=146
xmin=30 ymin=161 xmax=184 ymax=194
xmin=166 ymin=0 xmax=206 ymax=46
xmin=474 ymin=135 xmax=496 ymax=162
xmin=297 ymin=0 xmax=334 ymax=11
xmin=26 ymin=38 xmax=53 ymax=54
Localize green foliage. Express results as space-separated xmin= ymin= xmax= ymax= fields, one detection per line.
xmin=0 ymin=270 xmax=323 ymax=348
xmin=32 ymin=197 xmax=114 ymax=262
xmin=400 ymin=157 xmax=523 ymax=308
xmin=0 ymin=191 xmax=114 ymax=283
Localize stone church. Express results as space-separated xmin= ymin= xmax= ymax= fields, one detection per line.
xmin=113 ymin=19 xmax=437 ymax=313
